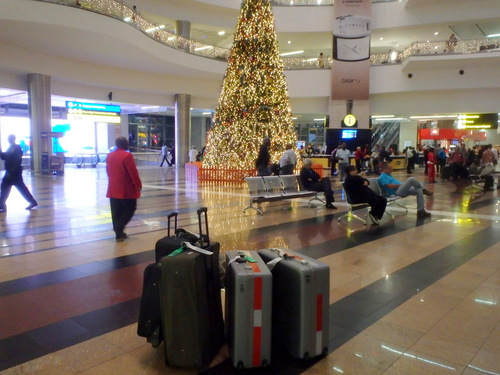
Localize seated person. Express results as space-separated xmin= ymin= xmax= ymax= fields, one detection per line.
xmin=300 ymin=158 xmax=337 ymax=209
xmin=379 ymin=162 xmax=433 ymax=218
xmin=344 ymin=165 xmax=387 ymax=225
xmin=469 ymin=163 xmax=494 ymax=191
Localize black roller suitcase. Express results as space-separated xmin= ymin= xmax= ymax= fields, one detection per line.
xmin=155 ymin=210 xmax=214 ymax=262
xmin=225 ymin=251 xmax=272 ymax=369
xmin=137 ymin=262 xmax=162 ymax=347
xmin=159 ymin=208 xmax=224 ymax=369
xmin=441 ymin=164 xmax=452 ymax=180
xmin=258 ymin=248 xmax=329 ymax=360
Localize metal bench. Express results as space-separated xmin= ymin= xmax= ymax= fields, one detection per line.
xmin=368 ymin=178 xmax=408 ymax=217
xmin=338 ymin=182 xmax=370 ymax=227
xmin=243 ymin=175 xmax=320 ymax=215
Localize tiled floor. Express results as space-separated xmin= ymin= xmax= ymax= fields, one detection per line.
xmin=1 ymin=163 xmax=500 ymax=374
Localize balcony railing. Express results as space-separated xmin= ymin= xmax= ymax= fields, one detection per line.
xmin=33 ymin=0 xmax=500 ymax=70
xmin=270 ymin=0 xmax=397 ymax=5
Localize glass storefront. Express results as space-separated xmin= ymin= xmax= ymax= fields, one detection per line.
xmin=128 ymin=114 xmax=175 ymax=151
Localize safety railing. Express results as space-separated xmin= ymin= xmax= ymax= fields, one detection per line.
xmin=270 ymin=0 xmax=397 ymax=5
xmin=32 ymin=0 xmax=500 ymax=70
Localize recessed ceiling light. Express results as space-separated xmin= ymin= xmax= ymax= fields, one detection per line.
xmin=434 ymin=32 xmax=439 ymax=35
xmin=379 ymin=37 xmax=384 ymax=41
xmin=288 ymin=41 xmax=291 ymax=44
xmin=218 ymin=31 xmax=225 ymax=36
xmin=280 ymin=50 xmax=304 ymax=56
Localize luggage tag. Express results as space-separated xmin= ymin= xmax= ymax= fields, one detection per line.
xmin=227 ymin=251 xmax=258 ymax=267
xmin=167 ymin=241 xmax=213 ymax=257
xmin=266 ymin=248 xmax=308 ymax=270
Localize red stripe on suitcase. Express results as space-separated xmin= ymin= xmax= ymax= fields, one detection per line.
xmin=316 ymin=294 xmax=323 ymax=331
xmin=254 ymin=277 xmax=263 ymax=310
xmin=252 ymin=326 xmax=262 ymax=367
xmin=249 ymin=262 xmax=261 ymax=273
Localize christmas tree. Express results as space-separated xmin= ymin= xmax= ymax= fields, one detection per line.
xmin=203 ymin=0 xmax=297 ymax=170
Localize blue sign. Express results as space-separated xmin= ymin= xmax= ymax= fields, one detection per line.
xmin=66 ymin=101 xmax=121 ymax=114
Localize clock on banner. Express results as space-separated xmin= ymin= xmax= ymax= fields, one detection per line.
xmin=342 ymin=114 xmax=358 ymax=128
xmin=333 ymin=15 xmax=371 ymax=62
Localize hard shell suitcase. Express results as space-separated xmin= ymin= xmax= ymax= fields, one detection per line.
xmin=155 ymin=210 xmax=213 ymax=262
xmin=137 ymin=262 xmax=162 ymax=347
xmin=258 ymin=248 xmax=329 ymax=360
xmin=225 ymin=251 xmax=272 ymax=369
xmin=160 ymin=209 xmax=224 ymax=369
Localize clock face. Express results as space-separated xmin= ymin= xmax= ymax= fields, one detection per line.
xmin=343 ymin=114 xmax=357 ymax=127
xmin=333 ymin=36 xmax=370 ymax=62
xmin=333 ymin=15 xmax=371 ymax=38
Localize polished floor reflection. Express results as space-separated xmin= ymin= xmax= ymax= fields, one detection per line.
xmin=0 ymin=164 xmax=500 ymax=374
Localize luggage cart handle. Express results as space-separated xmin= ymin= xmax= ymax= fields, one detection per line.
xmin=167 ymin=212 xmax=178 ymax=237
xmin=197 ymin=207 xmax=210 ymax=246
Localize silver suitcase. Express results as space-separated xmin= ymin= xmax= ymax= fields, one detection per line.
xmin=258 ymin=248 xmax=329 ymax=360
xmin=225 ymin=251 xmax=272 ymax=369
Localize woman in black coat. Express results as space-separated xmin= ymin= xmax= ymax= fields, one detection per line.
xmin=343 ymin=165 xmax=387 ymax=224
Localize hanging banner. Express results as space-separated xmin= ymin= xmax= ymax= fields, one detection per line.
xmin=331 ymin=0 xmax=372 ymax=100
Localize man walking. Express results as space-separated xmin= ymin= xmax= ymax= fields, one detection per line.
xmin=0 ymin=134 xmax=38 ymax=212
xmin=106 ymin=137 xmax=142 ymax=242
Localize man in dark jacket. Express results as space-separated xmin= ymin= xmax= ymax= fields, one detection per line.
xmin=300 ymin=158 xmax=337 ymax=209
xmin=344 ymin=165 xmax=387 ymax=224
xmin=255 ymin=137 xmax=271 ymax=176
xmin=0 ymin=134 xmax=38 ymax=212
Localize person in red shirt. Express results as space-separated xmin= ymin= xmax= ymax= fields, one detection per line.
xmin=106 ymin=137 xmax=142 ymax=242
xmin=427 ymin=147 xmax=436 ymax=183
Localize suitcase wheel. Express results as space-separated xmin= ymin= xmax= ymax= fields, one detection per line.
xmin=262 ymin=359 xmax=269 ymax=368
xmin=303 ymin=352 xmax=310 ymax=361
xmin=322 ymin=346 xmax=329 ymax=357
xmin=237 ymin=361 xmax=244 ymax=370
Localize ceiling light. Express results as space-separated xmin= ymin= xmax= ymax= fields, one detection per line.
xmin=371 ymin=115 xmax=395 ymax=118
xmin=288 ymin=41 xmax=291 ymax=44
xmin=145 ymin=25 xmax=164 ymax=33
xmin=194 ymin=46 xmax=213 ymax=51
xmin=306 ymin=58 xmax=319 ymax=62
xmin=487 ymin=33 xmax=500 ymax=38
xmin=434 ymin=32 xmax=439 ymax=35
xmin=202 ymin=112 xmax=212 ymax=115
xmin=314 ymin=118 xmax=325 ymax=121
xmin=292 ymin=117 xmax=298 ymax=120
xmin=280 ymin=50 xmax=304 ymax=56
xmin=379 ymin=37 xmax=384 ymax=41
xmin=218 ymin=31 xmax=225 ymax=36
xmin=124 ymin=17 xmax=131 ymax=22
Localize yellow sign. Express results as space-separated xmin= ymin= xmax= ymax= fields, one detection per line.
xmin=343 ymin=114 xmax=357 ymax=127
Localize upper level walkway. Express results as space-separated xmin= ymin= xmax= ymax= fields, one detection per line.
xmin=28 ymin=0 xmax=500 ymax=70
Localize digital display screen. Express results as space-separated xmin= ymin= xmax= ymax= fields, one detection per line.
xmin=341 ymin=129 xmax=357 ymax=139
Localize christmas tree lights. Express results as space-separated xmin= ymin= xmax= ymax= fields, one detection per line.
xmin=203 ymin=0 xmax=298 ymax=170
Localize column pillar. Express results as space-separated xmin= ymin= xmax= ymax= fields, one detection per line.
xmin=175 ymin=94 xmax=191 ymax=167
xmin=27 ymin=74 xmax=52 ymax=174
xmin=175 ymin=20 xmax=191 ymax=52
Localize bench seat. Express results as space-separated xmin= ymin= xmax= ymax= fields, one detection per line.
xmin=244 ymin=175 xmax=324 ymax=215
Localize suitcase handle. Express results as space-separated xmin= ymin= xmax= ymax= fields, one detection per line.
xmin=197 ymin=207 xmax=210 ymax=246
xmin=167 ymin=212 xmax=178 ymax=237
